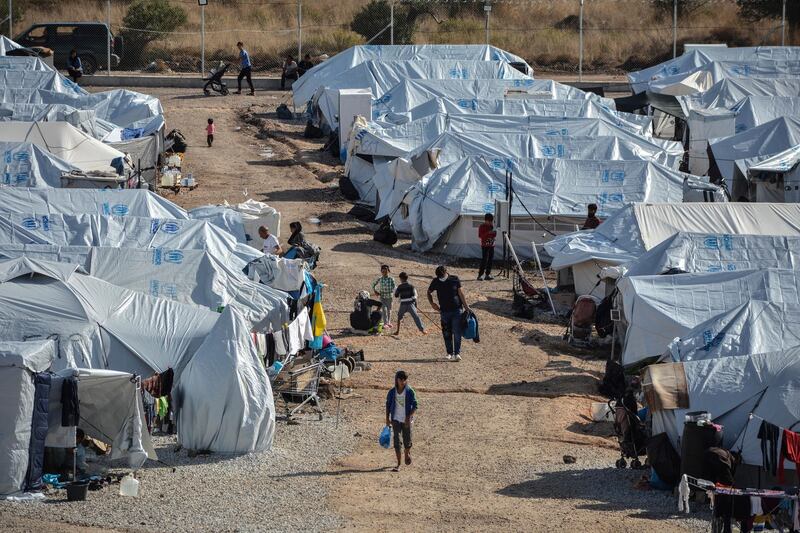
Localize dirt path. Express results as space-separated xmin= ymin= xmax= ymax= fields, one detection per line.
xmin=50 ymin=87 xmax=702 ymax=532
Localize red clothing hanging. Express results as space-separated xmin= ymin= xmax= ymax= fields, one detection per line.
xmin=778 ymin=428 xmax=800 ymax=482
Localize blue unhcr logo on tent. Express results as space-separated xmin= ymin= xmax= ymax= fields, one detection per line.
xmin=152 ymin=249 xmax=162 ymax=265
xmin=601 ymin=170 xmax=625 ymax=183
xmin=160 ymin=222 xmax=180 ymax=234
xmin=111 ymin=204 xmax=129 ymax=216
xmin=701 ymin=329 xmax=723 ymax=351
xmin=21 ymin=217 xmax=40 ymax=230
xmin=164 ymin=250 xmax=184 ymax=264
xmin=703 ymin=235 xmax=720 ymax=249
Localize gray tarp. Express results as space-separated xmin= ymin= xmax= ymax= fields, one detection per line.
xmin=0 ymin=188 xmax=188 ymax=219
xmin=0 ymin=142 xmax=77 ymax=188
xmin=678 ymin=77 xmax=800 ymax=116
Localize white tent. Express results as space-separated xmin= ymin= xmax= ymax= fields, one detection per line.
xmin=292 ymin=44 xmax=530 ymax=105
xmin=0 ymin=257 xmax=275 ymax=453
xmin=0 ymin=142 xmax=77 ymax=188
xmin=0 ymin=36 xmax=22 ymax=55
xmin=678 ymin=77 xmax=800 ymax=116
xmin=747 ymin=144 xmax=800 ymax=202
xmin=0 ymin=122 xmax=127 ymax=174
xmin=313 ymin=59 xmax=532 ymax=130
xmin=731 ymin=96 xmax=800 ymax=133
xmin=0 ymin=56 xmax=52 ymax=71
xmin=617 ymin=269 xmax=800 ymax=366
xmin=0 ymin=70 xmax=85 ymax=96
xmin=544 ymin=203 xmax=800 ymax=296
xmin=0 ymin=188 xmax=188 ymax=219
xmin=399 ymin=158 xmax=707 ymax=259
xmin=647 ymin=60 xmax=800 ymax=96
xmin=623 ymin=232 xmax=800 ymax=278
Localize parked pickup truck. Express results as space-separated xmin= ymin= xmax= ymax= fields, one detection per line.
xmin=15 ymin=22 xmax=123 ymax=74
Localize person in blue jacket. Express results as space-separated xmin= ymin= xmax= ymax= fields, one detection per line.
xmin=235 ymin=41 xmax=255 ymax=95
xmin=385 ymin=370 xmax=418 ymax=472
xmin=67 ymin=49 xmax=83 ymax=83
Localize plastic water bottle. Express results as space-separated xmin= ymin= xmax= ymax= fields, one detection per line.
xmin=119 ymin=474 xmax=139 ymax=497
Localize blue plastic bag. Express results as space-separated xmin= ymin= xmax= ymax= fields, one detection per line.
xmin=379 ymin=425 xmax=391 ymax=449
xmin=462 ymin=312 xmax=477 ymax=340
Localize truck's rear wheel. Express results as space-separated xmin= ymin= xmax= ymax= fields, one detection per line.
xmin=79 ymin=54 xmax=98 ymax=75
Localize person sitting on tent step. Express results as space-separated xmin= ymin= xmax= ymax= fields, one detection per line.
xmin=350 ymin=291 xmax=384 ymax=335
xmin=581 ymin=203 xmax=601 ymax=230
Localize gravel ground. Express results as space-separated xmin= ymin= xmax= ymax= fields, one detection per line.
xmin=0 ymin=416 xmax=358 ymax=532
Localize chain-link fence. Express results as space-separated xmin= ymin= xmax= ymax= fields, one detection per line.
xmin=3 ymin=0 xmax=797 ymax=78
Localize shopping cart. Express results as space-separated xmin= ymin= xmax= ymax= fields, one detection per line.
xmin=275 ymin=361 xmax=324 ymax=422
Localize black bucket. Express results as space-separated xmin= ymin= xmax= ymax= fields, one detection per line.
xmin=66 ymin=481 xmax=89 ymax=502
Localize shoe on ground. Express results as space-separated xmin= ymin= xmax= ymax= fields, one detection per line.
xmin=454 ymin=354 xmax=462 ymax=362
xmin=446 ymin=354 xmax=453 ymax=360
xmin=477 ymin=275 xmax=483 ymax=281
xmin=484 ymin=275 xmax=494 ymax=281
xmin=234 ymin=90 xmax=242 ymax=94
xmin=249 ymin=91 xmax=255 ymax=96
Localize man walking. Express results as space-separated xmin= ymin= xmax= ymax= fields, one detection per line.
xmin=236 ymin=41 xmax=255 ymax=96
xmin=477 ymin=213 xmax=497 ymax=281
xmin=385 ymin=370 xmax=418 ymax=472
xmin=427 ymin=265 xmax=471 ymax=361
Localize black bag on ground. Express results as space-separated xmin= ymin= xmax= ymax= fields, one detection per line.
xmin=646 ymin=432 xmax=681 ymax=486
xmin=349 ymin=205 xmax=375 ymax=222
xmin=276 ymin=104 xmax=293 ymax=119
xmin=304 ymin=120 xmax=324 ymax=139
xmin=512 ymin=293 xmax=535 ymax=319
xmin=339 ymin=176 xmax=359 ymax=200
xmin=373 ymin=219 xmax=398 ymax=245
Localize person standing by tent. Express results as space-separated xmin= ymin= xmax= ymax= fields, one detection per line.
xmin=297 ymin=54 xmax=314 ymax=77
xmin=385 ymin=370 xmax=418 ymax=472
xmin=477 ymin=213 xmax=497 ymax=281
xmin=235 ymin=41 xmax=255 ymax=96
xmin=281 ymin=55 xmax=299 ymax=90
xmin=258 ymin=226 xmax=282 ymax=255
xmin=67 ymin=49 xmax=82 ymax=83
xmin=581 ymin=203 xmax=601 ymax=230
xmin=372 ymin=265 xmax=396 ymax=329
xmin=427 ymin=265 xmax=471 ymax=361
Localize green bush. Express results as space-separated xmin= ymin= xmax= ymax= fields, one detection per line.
xmin=350 ymin=0 xmax=415 ymax=45
xmin=121 ymin=0 xmax=187 ymax=68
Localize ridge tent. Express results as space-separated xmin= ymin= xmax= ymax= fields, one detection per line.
xmin=292 ymin=44 xmax=530 ymax=105
xmin=544 ymin=203 xmax=800 ymax=297
xmin=0 ymin=142 xmax=77 ymax=188
xmin=645 ymin=347 xmax=800 ymax=485
xmin=623 ymin=232 xmax=800 ymax=278
xmin=312 ymin=59 xmax=532 ymax=130
xmin=0 ymin=121 xmax=127 ymax=174
xmin=0 ymin=103 xmax=107 ymax=139
xmin=0 ymin=56 xmax=53 ymax=71
xmin=0 ymin=213 xmax=262 ymax=269
xmin=729 ymin=96 xmax=800 ymax=133
xmin=646 ymin=60 xmax=800 ymax=96
xmin=618 ymin=268 xmax=800 ymax=367
xmin=398 ymin=158 xmax=709 ymax=259
xmin=0 ymin=36 xmax=22 ymax=55
xmin=677 ymin=77 xmax=800 ymax=117
xmin=0 ymin=257 xmax=275 ymax=453
xmin=747 ymin=144 xmax=800 ymax=202
xmin=0 ymin=188 xmax=188 ymax=219
xmin=0 ymin=243 xmax=288 ymax=331
xmin=0 ymin=70 xmax=85 ymax=96
xmin=664 ymin=300 xmax=800 ymax=363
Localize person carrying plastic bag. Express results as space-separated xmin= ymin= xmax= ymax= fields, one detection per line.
xmin=385 ymin=370 xmax=418 ymax=472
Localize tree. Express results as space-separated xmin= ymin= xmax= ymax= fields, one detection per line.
xmin=652 ymin=0 xmax=713 ymax=21
xmin=738 ymin=0 xmax=800 ymax=42
xmin=350 ymin=0 xmax=476 ymax=45
xmin=121 ymin=0 xmax=187 ymax=67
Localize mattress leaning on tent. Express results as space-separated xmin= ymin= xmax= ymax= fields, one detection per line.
xmin=0 ymin=257 xmax=275 ymax=454
xmin=544 ymin=203 xmax=800 ymax=297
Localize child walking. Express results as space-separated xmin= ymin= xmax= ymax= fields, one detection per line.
xmin=372 ymin=264 xmax=396 ymax=329
xmin=385 ymin=370 xmax=418 ymax=472
xmin=206 ymin=118 xmax=215 ymax=147
xmin=393 ymin=272 xmax=426 ymax=336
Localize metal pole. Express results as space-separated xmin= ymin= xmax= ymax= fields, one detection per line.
xmin=7 ymin=0 xmax=11 ymax=37
xmin=484 ymin=2 xmax=491 ymax=45
xmin=107 ymin=0 xmax=111 ymax=75
xmin=673 ymin=0 xmax=678 ymax=58
xmin=297 ymin=1 xmax=302 ymax=60
xmin=390 ymin=1 xmax=394 ymax=45
xmin=782 ymin=0 xmax=787 ymax=46
xmin=578 ymin=0 xmax=584 ymax=82
xmin=200 ymin=4 xmax=205 ymax=74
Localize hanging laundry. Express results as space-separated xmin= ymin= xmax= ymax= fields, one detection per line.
xmin=758 ymin=420 xmax=782 ymax=477
xmin=309 ymin=284 xmax=327 ymax=350
xmin=778 ymin=428 xmax=800 ymax=483
xmin=156 ymin=397 xmax=169 ymax=419
xmin=61 ymin=376 xmax=79 ymax=427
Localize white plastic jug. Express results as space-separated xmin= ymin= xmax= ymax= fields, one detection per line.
xmin=119 ymin=474 xmax=139 ymax=497
xmin=590 ymin=401 xmax=615 ymax=422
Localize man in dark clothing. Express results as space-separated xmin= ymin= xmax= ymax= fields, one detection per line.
xmin=477 ymin=213 xmax=497 ymax=281
xmin=236 ymin=41 xmax=255 ymax=95
xmin=67 ymin=49 xmax=82 ymax=83
xmin=427 ymin=265 xmax=471 ymax=361
xmin=393 ymin=272 xmax=426 ymax=336
xmin=581 ymin=203 xmax=601 ymax=230
xmin=298 ymin=54 xmax=314 ymax=76
xmin=350 ymin=290 xmax=384 ymax=334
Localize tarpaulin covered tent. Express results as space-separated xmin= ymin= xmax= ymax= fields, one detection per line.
xmin=709 ymin=116 xmax=800 ymax=197
xmin=0 ymin=257 xmax=275 ymax=453
xmin=0 ymin=122 xmax=127 ymax=174
xmin=0 ymin=103 xmax=104 ymax=139
xmin=730 ymin=96 xmax=800 ymax=133
xmin=617 ymin=268 xmax=800 ymax=366
xmin=363 ymin=133 xmax=685 ymax=215
xmin=0 ymin=70 xmax=85 ymax=96
xmin=0 ymin=36 xmax=22 ymax=55
xmin=292 ymin=44 xmax=531 ymax=105
xmin=646 ymin=347 xmax=800 ymax=482
xmin=544 ymin=203 xmax=800 ymax=296
xmin=747 ymin=144 xmax=800 ymax=202
xmin=623 ymin=232 xmax=800 ymax=278
xmin=628 ymin=46 xmax=800 ymax=93
xmin=0 ymin=244 xmax=288 ymax=331
xmin=399 ymin=158 xmax=707 ymax=258
xmin=677 ymin=77 xmax=800 ymax=117
xmin=0 ymin=188 xmax=188 ymax=219
xmin=0 ymin=213 xmax=262 ymax=268
xmin=0 ymin=142 xmax=77 ymax=188
xmin=646 ymin=60 xmax=800 ymax=96
xmin=312 ymin=59 xmax=532 ymax=130
xmin=0 ymin=56 xmax=52 ymax=71
xmin=664 ymin=300 xmax=800 ymax=363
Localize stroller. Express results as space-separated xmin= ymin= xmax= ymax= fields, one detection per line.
xmin=203 ymin=62 xmax=230 ymax=96
xmin=609 ymin=397 xmax=647 ymax=469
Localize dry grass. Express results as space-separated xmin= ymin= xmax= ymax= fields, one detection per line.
xmin=15 ymin=0 xmax=789 ymax=72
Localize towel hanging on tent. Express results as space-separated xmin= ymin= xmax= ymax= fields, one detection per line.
xmin=309 ymin=284 xmax=327 ymax=350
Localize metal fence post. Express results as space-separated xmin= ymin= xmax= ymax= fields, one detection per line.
xmin=578 ymin=0 xmax=584 ymax=81
xmin=7 ymin=0 xmax=11 ymax=37
xmin=390 ymin=0 xmax=394 ymax=45
xmin=782 ymin=0 xmax=787 ymax=46
xmin=200 ymin=3 xmax=205 ymax=74
xmin=107 ymin=0 xmax=111 ymax=75
xmin=673 ymin=0 xmax=678 ymax=58
xmin=484 ymin=1 xmax=491 ymax=45
xmin=297 ymin=1 xmax=302 ymax=60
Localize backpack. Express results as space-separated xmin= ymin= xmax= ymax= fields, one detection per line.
xmin=373 ymin=219 xmax=398 ymax=246
xmin=276 ymin=104 xmax=293 ymax=120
